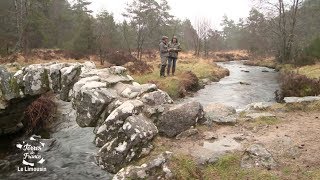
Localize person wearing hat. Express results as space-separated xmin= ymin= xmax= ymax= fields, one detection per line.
xmin=159 ymin=36 xmax=170 ymax=77
xmin=167 ymin=36 xmax=181 ymax=76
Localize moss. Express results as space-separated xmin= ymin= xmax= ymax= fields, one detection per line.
xmin=9 ymin=77 xmax=20 ymax=96
xmin=41 ymin=69 xmax=50 ymax=90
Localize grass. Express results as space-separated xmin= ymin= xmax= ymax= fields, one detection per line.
xmin=269 ymin=101 xmax=320 ymax=112
xmin=243 ymin=57 xmax=278 ymax=69
xmin=279 ymin=63 xmax=320 ymax=80
xmin=279 ymin=63 xmax=320 ymax=79
xmin=204 ymin=154 xmax=278 ymax=180
xmin=133 ymin=68 xmax=181 ymax=98
xmin=238 ymin=114 xmax=281 ymax=130
xmin=133 ymin=56 xmax=229 ymax=99
xmin=296 ymin=64 xmax=320 ymax=79
xmin=302 ymin=169 xmax=320 ymax=180
xmin=169 ymin=154 xmax=203 ymax=179
xmin=252 ymin=116 xmax=280 ymax=126
xmin=168 ymin=154 xmax=277 ymax=180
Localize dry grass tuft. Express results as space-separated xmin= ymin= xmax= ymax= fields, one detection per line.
xmin=24 ymin=93 xmax=56 ymax=135
xmin=243 ymin=57 xmax=277 ymax=69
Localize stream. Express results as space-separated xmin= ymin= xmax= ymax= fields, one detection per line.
xmin=185 ymin=61 xmax=280 ymax=110
xmin=0 ymin=61 xmax=279 ymax=180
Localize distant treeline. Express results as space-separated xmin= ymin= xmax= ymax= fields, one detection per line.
xmin=0 ymin=0 xmax=319 ymax=64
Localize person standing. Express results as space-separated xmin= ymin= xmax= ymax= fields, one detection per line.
xmin=167 ymin=36 xmax=181 ymax=76
xmin=159 ymin=36 xmax=170 ymax=77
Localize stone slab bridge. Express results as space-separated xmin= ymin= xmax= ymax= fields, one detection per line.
xmin=0 ymin=61 xmax=205 ymax=176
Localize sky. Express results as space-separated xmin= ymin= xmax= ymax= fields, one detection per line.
xmin=87 ymin=0 xmax=253 ymax=29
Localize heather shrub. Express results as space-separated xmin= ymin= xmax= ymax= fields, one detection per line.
xmin=280 ymin=72 xmax=320 ymax=97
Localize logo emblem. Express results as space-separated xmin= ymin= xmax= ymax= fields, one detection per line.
xmin=16 ymin=135 xmax=47 ymax=172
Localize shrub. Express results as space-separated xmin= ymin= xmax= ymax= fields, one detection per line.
xmin=124 ymin=60 xmax=153 ymax=74
xmin=24 ymin=93 xmax=56 ymax=135
xmin=178 ymin=71 xmax=200 ymax=97
xmin=104 ymin=50 xmax=138 ymax=66
xmin=280 ymin=72 xmax=320 ymax=97
xmin=294 ymin=54 xmax=316 ymax=66
xmin=304 ymin=37 xmax=320 ymax=58
xmin=294 ymin=37 xmax=320 ymax=66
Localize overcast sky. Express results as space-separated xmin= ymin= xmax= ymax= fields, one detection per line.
xmin=87 ymin=0 xmax=253 ymax=29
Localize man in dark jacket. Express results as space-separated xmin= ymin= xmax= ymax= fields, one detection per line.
xmin=159 ymin=36 xmax=170 ymax=77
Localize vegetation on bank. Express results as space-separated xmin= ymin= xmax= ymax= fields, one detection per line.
xmin=269 ymin=100 xmax=320 ymax=112
xmin=24 ymin=93 xmax=56 ymax=137
xmin=279 ymin=71 xmax=320 ymax=97
xmin=295 ymin=64 xmax=320 ymax=79
xmin=133 ymin=55 xmax=229 ymax=99
xmin=243 ymin=55 xmax=320 ymax=98
xmin=148 ymin=99 xmax=320 ymax=180
xmin=169 ymin=154 xmax=279 ymax=180
xmin=243 ymin=57 xmax=278 ymax=69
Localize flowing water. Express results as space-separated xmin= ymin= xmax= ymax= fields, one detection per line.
xmin=0 ymin=100 xmax=112 ymax=180
xmin=185 ymin=61 xmax=280 ymax=109
xmin=0 ymin=61 xmax=279 ymax=180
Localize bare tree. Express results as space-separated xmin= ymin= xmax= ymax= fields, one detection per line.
xmin=194 ymin=17 xmax=211 ymax=57
xmin=256 ymin=0 xmax=303 ymax=63
xmin=123 ymin=0 xmax=172 ymax=60
xmin=14 ymin=0 xmax=30 ymax=60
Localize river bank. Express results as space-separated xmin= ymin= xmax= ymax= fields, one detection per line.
xmin=148 ymin=99 xmax=320 ymax=179
xmin=244 ymin=57 xmax=320 ymax=98
xmin=133 ymin=57 xmax=230 ymax=99
xmin=135 ymin=61 xmax=320 ymax=179
xmin=1 ymin=58 xmax=319 ymax=179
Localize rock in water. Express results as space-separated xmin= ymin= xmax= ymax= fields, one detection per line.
xmin=112 ymin=151 xmax=173 ymax=180
xmin=239 ymin=81 xmax=251 ymax=85
xmin=156 ymin=101 xmax=204 ymax=137
xmin=96 ymin=114 xmax=158 ymax=173
xmin=241 ymin=144 xmax=277 ymax=169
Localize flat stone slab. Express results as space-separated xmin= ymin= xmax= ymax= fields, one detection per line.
xmin=204 ymin=103 xmax=237 ymax=124
xmin=190 ymin=134 xmax=243 ymax=165
xmin=241 ymin=102 xmax=275 ymax=112
xmin=241 ymin=144 xmax=277 ymax=169
xmin=284 ymin=96 xmax=320 ymax=103
xmin=245 ymin=112 xmax=276 ymax=119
